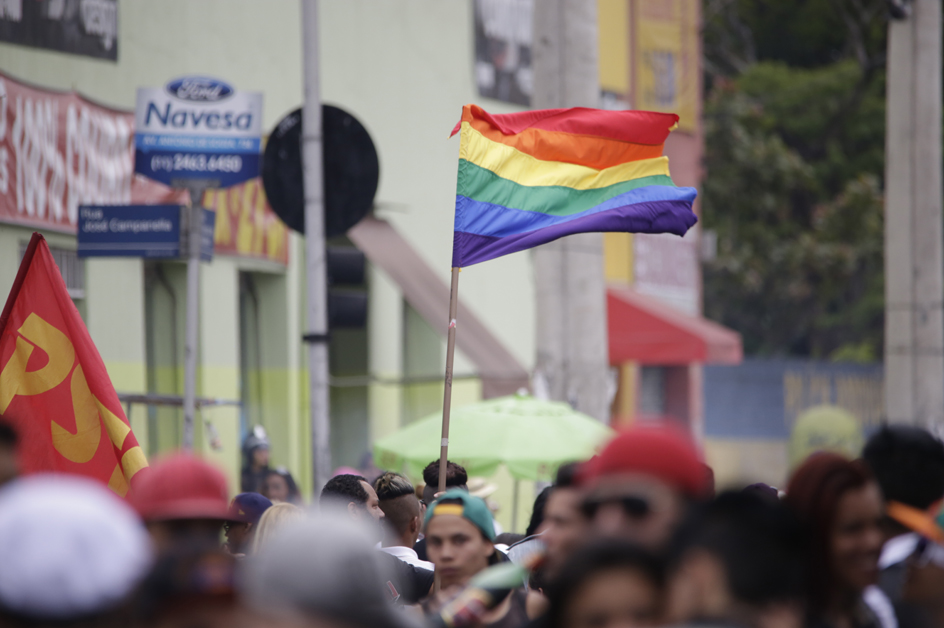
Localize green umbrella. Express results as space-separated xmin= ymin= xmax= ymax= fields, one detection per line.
xmin=373 ymin=395 xmax=614 ymax=481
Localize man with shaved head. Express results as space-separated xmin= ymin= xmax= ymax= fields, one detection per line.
xmin=375 ymin=471 xmax=434 ymax=571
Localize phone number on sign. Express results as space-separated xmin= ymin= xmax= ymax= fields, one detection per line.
xmin=150 ymin=154 xmax=243 ymax=173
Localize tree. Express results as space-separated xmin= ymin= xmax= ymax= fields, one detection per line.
xmin=700 ymin=1 xmax=888 ymax=359
xmin=704 ymin=0 xmax=887 ymax=76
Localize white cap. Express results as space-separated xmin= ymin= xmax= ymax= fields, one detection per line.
xmin=0 ymin=474 xmax=153 ymax=619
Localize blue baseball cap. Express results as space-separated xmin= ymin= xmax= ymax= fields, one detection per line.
xmin=227 ymin=493 xmax=272 ymax=525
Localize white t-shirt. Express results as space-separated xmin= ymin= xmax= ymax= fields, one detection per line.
xmin=863 ymin=586 xmax=897 ymax=628
xmin=380 ymin=545 xmax=435 ymax=571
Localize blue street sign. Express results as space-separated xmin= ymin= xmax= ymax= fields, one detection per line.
xmin=77 ymin=205 xmax=182 ymax=258
xmin=134 ymin=77 xmax=263 ymax=187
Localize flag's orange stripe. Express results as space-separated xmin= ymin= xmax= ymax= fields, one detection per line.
xmin=468 ymin=118 xmax=664 ymax=170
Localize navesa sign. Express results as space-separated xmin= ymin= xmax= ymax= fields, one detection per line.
xmin=134 ymin=77 xmax=263 ymax=187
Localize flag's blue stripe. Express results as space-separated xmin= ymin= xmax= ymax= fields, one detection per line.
xmin=452 ymin=200 xmax=698 ymax=267
xmin=454 ymin=184 xmax=697 ymax=238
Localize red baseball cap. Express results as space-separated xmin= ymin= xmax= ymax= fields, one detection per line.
xmin=128 ymin=452 xmax=230 ymax=522
xmin=586 ymin=422 xmax=709 ymax=498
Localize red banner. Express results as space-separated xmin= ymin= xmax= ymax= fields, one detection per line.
xmin=0 ymin=71 xmax=182 ymax=232
xmin=0 ymin=70 xmax=288 ymax=265
xmin=0 ymin=234 xmax=148 ymax=495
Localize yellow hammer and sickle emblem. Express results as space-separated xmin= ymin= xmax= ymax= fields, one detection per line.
xmin=50 ymin=365 xmax=102 ymax=463
xmin=0 ymin=313 xmax=147 ymax=492
xmin=0 ymin=313 xmax=75 ymax=414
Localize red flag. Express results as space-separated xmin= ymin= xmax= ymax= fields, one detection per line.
xmin=0 ymin=233 xmax=148 ymax=495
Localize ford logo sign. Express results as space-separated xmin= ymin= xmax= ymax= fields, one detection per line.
xmin=166 ymin=77 xmax=234 ymax=102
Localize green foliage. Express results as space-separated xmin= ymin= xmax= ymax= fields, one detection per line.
xmin=702 ymin=61 xmax=885 ymax=358
xmin=700 ymin=0 xmax=888 ymax=359
xmin=704 ymin=0 xmax=888 ymax=74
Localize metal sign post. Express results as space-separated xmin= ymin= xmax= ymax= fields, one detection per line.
xmin=179 ymin=181 xmax=215 ymax=449
xmin=134 ymin=76 xmax=263 ymax=451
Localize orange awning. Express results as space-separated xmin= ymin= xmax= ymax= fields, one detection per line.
xmin=607 ymin=287 xmax=742 ymax=365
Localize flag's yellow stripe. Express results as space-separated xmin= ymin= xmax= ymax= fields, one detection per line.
xmin=459 ymin=121 xmax=670 ymax=191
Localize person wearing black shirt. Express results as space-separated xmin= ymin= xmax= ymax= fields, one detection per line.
xmin=320 ymin=473 xmax=434 ymax=604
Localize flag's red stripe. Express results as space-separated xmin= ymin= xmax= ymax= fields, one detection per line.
xmin=452 ymin=104 xmax=679 ymax=146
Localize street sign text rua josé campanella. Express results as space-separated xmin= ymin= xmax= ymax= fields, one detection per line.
xmin=133 ymin=76 xmax=263 ymax=449
xmin=77 ymin=204 xmax=215 ymax=262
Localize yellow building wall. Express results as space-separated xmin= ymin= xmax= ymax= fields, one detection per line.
xmin=632 ymin=0 xmax=700 ymax=132
xmin=704 ymin=438 xmax=790 ymax=491
xmin=597 ymin=1 xmax=701 ymax=131
xmin=603 ymin=232 xmax=634 ymax=284
xmin=598 ymin=0 xmax=631 ymax=96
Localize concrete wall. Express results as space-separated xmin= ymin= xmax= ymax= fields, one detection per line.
xmin=0 ymin=0 xmax=311 ymax=495
xmin=0 ymin=1 xmax=536 ymax=504
xmin=318 ymin=3 xmax=534 ymax=374
xmin=315 ymin=2 xmax=534 ymax=455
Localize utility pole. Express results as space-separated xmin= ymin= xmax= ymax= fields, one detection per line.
xmin=884 ymin=0 xmax=944 ymax=429
xmin=531 ymin=0 xmax=610 ymax=422
xmin=301 ymin=0 xmax=332 ymax=491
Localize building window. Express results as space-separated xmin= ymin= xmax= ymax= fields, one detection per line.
xmin=18 ymin=242 xmax=86 ymax=300
xmin=639 ymin=366 xmax=666 ymax=416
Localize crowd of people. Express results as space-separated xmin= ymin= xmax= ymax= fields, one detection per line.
xmin=0 ymin=418 xmax=943 ymax=628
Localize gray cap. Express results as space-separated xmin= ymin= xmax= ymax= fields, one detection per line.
xmin=0 ymin=474 xmax=153 ymax=619
xmin=240 ymin=513 xmax=420 ymax=628
xmin=242 ymin=425 xmax=270 ymax=454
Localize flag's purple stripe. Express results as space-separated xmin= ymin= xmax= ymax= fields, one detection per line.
xmin=455 ymin=185 xmax=697 ymax=238
xmin=452 ymin=200 xmax=697 ymax=267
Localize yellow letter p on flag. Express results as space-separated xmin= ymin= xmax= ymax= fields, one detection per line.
xmin=0 ymin=234 xmax=148 ymax=496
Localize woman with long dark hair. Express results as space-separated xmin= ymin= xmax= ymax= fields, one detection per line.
xmin=784 ymin=453 xmax=885 ymax=628
xmin=262 ymin=467 xmax=302 ymax=505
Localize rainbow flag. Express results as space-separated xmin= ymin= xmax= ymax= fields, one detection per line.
xmin=450 ymin=105 xmax=698 ymax=267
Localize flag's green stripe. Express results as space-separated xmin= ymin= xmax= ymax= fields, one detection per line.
xmin=458 ymin=159 xmax=676 ymax=217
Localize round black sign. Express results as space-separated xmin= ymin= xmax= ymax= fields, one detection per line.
xmin=262 ymin=105 xmax=379 ymax=237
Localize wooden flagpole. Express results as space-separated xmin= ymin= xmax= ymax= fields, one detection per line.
xmin=437 ymin=267 xmax=461 ymax=494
